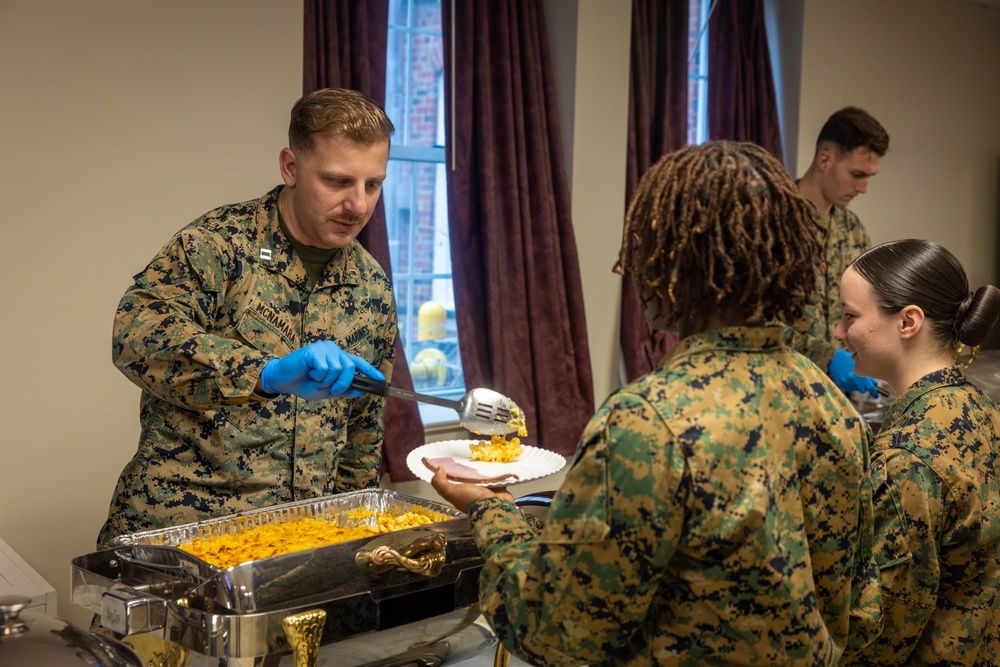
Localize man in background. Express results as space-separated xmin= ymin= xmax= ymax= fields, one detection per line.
xmin=789 ymin=106 xmax=890 ymax=398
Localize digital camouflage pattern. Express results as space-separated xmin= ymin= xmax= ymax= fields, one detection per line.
xmin=98 ymin=186 xmax=395 ymax=548
xmin=841 ymin=366 xmax=1000 ymax=666
xmin=469 ymin=326 xmax=880 ymax=666
xmin=782 ymin=207 xmax=870 ymax=370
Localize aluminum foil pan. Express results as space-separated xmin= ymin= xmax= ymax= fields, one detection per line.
xmin=106 ymin=489 xmax=476 ymax=613
xmin=113 ymin=488 xmax=461 ymax=549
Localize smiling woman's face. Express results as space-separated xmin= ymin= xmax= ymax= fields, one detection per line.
xmin=833 ymin=266 xmax=900 ymax=382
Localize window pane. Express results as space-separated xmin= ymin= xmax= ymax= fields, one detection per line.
xmin=383 ymin=160 xmax=463 ymax=394
xmin=385 ymin=0 xmax=465 ymax=423
xmin=687 ymin=0 xmax=710 ymax=145
xmin=386 ymin=0 xmax=444 ymax=148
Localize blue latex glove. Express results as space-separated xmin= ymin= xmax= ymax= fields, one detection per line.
xmin=260 ymin=341 xmax=384 ymax=400
xmin=828 ymin=348 xmax=878 ymax=398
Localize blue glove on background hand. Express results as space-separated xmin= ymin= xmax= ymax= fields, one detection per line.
xmin=828 ymin=348 xmax=878 ymax=398
xmin=260 ymin=341 xmax=384 ymax=400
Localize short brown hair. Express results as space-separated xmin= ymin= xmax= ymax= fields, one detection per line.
xmin=288 ymin=88 xmax=394 ymax=153
xmin=817 ymin=107 xmax=889 ymax=156
xmin=615 ymin=141 xmax=819 ymax=327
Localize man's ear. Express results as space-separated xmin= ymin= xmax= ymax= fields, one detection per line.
xmin=815 ymin=143 xmax=836 ymax=172
xmin=279 ymin=147 xmax=297 ymax=187
xmin=899 ymin=305 xmax=925 ymax=340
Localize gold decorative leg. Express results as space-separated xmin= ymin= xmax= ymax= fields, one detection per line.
xmin=282 ymin=609 xmax=327 ymax=667
xmin=121 ymin=633 xmax=189 ymax=667
xmin=494 ymin=642 xmax=510 ymax=667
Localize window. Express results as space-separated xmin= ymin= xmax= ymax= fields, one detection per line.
xmin=382 ymin=0 xmax=708 ymax=426
xmin=383 ymin=0 xmax=465 ymax=425
xmin=687 ymin=0 xmax=712 ymax=144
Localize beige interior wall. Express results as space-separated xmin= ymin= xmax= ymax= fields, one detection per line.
xmin=794 ymin=0 xmax=1000 ymax=291
xmin=2 ymin=0 xmax=999 ymax=632
xmin=552 ymin=0 xmax=633 ymax=411
xmin=0 ymin=1 xmax=303 ymax=627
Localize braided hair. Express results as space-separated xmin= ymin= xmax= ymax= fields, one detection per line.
xmin=614 ymin=141 xmax=819 ymax=327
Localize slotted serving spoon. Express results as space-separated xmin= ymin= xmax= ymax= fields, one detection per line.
xmin=350 ymin=373 xmax=519 ymax=435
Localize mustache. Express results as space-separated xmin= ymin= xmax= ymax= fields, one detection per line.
xmin=334 ymin=212 xmax=367 ymax=225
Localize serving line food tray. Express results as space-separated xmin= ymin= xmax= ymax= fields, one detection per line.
xmin=70 ymin=489 xmax=494 ymax=665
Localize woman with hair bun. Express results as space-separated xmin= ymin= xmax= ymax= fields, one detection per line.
xmin=835 ymin=238 xmax=1000 ymax=665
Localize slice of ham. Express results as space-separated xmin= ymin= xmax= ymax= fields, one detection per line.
xmin=422 ymin=456 xmax=520 ymax=484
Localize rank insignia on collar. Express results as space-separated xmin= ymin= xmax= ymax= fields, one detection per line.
xmin=260 ymin=248 xmax=272 ymax=261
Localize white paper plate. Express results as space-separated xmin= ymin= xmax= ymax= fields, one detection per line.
xmin=407 ymin=439 xmax=566 ymax=487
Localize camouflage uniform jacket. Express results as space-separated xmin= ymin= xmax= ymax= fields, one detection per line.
xmin=842 ymin=367 xmax=1000 ymax=666
xmin=98 ymin=186 xmax=395 ymax=548
xmin=468 ymin=326 xmax=880 ymax=666
xmin=783 ymin=207 xmax=870 ymax=370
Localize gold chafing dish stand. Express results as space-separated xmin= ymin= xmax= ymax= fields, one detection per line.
xmin=70 ymin=489 xmax=504 ymax=667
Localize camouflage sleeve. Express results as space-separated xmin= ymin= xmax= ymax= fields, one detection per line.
xmin=334 ymin=390 xmax=385 ymax=491
xmin=112 ymin=230 xmax=268 ymax=409
xmin=335 ymin=289 xmax=397 ymax=491
xmin=778 ymin=209 xmax=869 ymax=372
xmin=845 ymin=472 xmax=883 ymax=654
xmin=468 ymin=391 xmax=685 ymax=666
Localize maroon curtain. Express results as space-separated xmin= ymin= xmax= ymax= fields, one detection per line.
xmin=303 ymin=0 xmax=425 ymax=480
xmin=442 ymin=0 xmax=595 ymax=458
xmin=619 ymin=0 xmax=688 ymax=381
xmin=707 ymin=0 xmax=783 ymax=158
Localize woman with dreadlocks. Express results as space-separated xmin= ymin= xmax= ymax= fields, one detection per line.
xmin=432 ymin=141 xmax=879 ymax=666
xmin=834 ymin=239 xmax=1000 ymax=666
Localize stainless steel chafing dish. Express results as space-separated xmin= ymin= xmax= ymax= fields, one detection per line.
xmin=70 ymin=489 xmax=511 ymax=667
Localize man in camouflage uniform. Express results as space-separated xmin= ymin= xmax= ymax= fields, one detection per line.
xmin=835 ymin=240 xmax=1000 ymax=666
xmin=98 ymin=88 xmax=396 ymax=548
xmin=785 ymin=106 xmax=889 ymax=398
xmin=433 ymin=142 xmax=880 ymax=666
xmin=786 ymin=205 xmax=869 ymax=365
